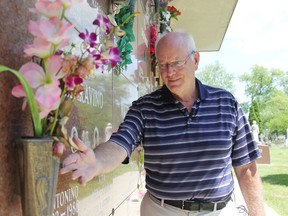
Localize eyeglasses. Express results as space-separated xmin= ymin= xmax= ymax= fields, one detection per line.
xmin=158 ymin=51 xmax=195 ymax=71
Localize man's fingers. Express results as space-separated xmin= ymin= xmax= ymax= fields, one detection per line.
xmin=58 ymin=137 xmax=97 ymax=185
xmin=72 ymin=170 xmax=93 ymax=186
xmin=59 ymin=162 xmax=78 ymax=174
xmin=73 ymin=136 xmax=88 ymax=152
xmin=53 ymin=142 xmax=66 ymax=157
xmin=78 ymin=177 xmax=87 ymax=186
xmin=62 ymin=152 xmax=79 ymax=165
xmin=60 ymin=153 xmax=80 ymax=174
xmin=71 ymin=169 xmax=83 ymax=181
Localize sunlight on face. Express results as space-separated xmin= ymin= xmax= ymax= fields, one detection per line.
xmin=156 ymin=33 xmax=199 ymax=99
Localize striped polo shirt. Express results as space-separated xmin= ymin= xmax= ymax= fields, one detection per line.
xmin=110 ymin=78 xmax=260 ymax=202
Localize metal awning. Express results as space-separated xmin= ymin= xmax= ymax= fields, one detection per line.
xmin=170 ymin=0 xmax=238 ymax=52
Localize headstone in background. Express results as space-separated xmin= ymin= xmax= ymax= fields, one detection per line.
xmin=256 ymin=145 xmax=271 ymax=164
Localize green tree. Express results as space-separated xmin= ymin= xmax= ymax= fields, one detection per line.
xmin=261 ymin=90 xmax=288 ymax=136
xmin=197 ymin=61 xmax=235 ymax=94
xmin=281 ymin=71 xmax=288 ymax=95
xmin=240 ymin=65 xmax=286 ymax=137
xmin=248 ymin=100 xmax=262 ymax=134
xmin=240 ymin=101 xmax=250 ymax=114
xmin=239 ymin=65 xmax=285 ymax=104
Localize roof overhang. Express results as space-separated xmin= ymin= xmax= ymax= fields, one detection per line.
xmin=170 ymin=0 xmax=238 ymax=52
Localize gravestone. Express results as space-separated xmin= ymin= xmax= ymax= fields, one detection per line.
xmin=256 ymin=145 xmax=271 ymax=164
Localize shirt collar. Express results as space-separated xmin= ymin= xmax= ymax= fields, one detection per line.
xmin=161 ymin=78 xmax=209 ymax=103
xmin=196 ymin=78 xmax=209 ymax=100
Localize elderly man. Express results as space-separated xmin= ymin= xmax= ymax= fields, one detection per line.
xmin=57 ymin=32 xmax=265 ymax=216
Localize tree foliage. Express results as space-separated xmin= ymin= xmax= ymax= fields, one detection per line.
xmin=261 ymin=90 xmax=288 ymax=135
xmin=240 ymin=65 xmax=287 ymax=137
xmin=197 ymin=61 xmax=235 ymax=94
xmin=248 ymin=100 xmax=262 ymax=134
xmin=239 ymin=65 xmax=285 ymax=104
xmin=281 ymin=72 xmax=288 ymax=95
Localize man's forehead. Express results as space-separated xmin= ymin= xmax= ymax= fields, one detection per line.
xmin=156 ymin=48 xmax=189 ymax=62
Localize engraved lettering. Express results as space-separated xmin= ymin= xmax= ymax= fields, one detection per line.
xmin=54 ymin=186 xmax=79 ymax=210
xmin=78 ymin=84 xmax=103 ymax=108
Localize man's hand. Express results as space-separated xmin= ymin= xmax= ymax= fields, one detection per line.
xmin=55 ymin=136 xmax=98 ymax=186
xmin=53 ymin=136 xmax=128 ymax=186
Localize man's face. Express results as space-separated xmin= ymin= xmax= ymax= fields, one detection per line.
xmin=157 ymin=45 xmax=198 ymax=98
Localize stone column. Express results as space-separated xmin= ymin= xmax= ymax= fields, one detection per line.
xmin=0 ymin=1 xmax=36 ymax=215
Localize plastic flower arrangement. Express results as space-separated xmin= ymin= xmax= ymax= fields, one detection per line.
xmin=159 ymin=0 xmax=181 ymax=33
xmin=113 ymin=5 xmax=140 ymax=74
xmin=150 ymin=24 xmax=158 ymax=55
xmin=0 ymin=0 xmax=123 ymax=148
xmin=135 ymin=24 xmax=158 ymax=60
xmin=166 ymin=6 xmax=181 ymax=20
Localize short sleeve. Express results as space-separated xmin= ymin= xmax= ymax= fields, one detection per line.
xmin=231 ymin=102 xmax=261 ymax=167
xmin=109 ymin=101 xmax=144 ymax=158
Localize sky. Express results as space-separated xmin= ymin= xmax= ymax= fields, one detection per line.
xmin=199 ymin=0 xmax=288 ymax=103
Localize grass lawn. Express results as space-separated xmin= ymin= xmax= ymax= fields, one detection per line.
xmin=257 ymin=144 xmax=288 ymax=216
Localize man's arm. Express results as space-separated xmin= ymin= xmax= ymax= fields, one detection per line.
xmin=59 ymin=136 xmax=128 ymax=186
xmin=234 ymin=161 xmax=265 ymax=216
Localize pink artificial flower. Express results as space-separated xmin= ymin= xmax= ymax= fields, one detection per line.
xmin=35 ymin=83 xmax=61 ymax=118
xmin=93 ymin=15 xmax=113 ymax=34
xmin=11 ymin=85 xmax=28 ymax=111
xmin=61 ymin=0 xmax=84 ymax=8
xmin=46 ymin=54 xmax=66 ymax=79
xmin=24 ymin=37 xmax=54 ymax=58
xmin=11 ymin=56 xmax=64 ymax=119
xmin=28 ymin=17 xmax=72 ymax=47
xmin=29 ymin=0 xmax=63 ymax=18
xmin=29 ymin=0 xmax=84 ymax=18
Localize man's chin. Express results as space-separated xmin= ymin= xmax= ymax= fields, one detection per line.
xmin=167 ymin=84 xmax=181 ymax=93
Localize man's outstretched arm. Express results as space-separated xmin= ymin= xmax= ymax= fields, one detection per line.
xmin=56 ymin=136 xmax=128 ymax=186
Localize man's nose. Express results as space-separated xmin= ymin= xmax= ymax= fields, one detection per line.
xmin=166 ymin=64 xmax=176 ymax=75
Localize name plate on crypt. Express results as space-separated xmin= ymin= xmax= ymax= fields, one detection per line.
xmin=52 ymin=1 xmax=151 ymax=216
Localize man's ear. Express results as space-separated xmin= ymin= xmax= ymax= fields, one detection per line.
xmin=194 ymin=51 xmax=200 ymax=70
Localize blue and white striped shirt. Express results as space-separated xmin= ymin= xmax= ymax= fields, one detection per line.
xmin=110 ymin=78 xmax=260 ymax=202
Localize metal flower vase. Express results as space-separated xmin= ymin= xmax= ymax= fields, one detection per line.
xmin=16 ymin=137 xmax=60 ymax=216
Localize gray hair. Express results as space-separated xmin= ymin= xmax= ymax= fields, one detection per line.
xmin=155 ymin=31 xmax=197 ymax=55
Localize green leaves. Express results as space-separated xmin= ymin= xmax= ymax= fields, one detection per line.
xmin=240 ymin=64 xmax=288 ymax=136
xmin=114 ymin=5 xmax=137 ymax=75
xmin=197 ymin=61 xmax=236 ymax=94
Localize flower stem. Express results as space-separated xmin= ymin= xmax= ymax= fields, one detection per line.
xmin=49 ymin=86 xmax=67 ymax=136
xmin=64 ymin=16 xmax=81 ymax=33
